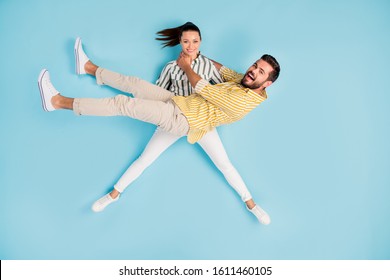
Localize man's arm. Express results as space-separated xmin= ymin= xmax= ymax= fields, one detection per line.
xmin=195 ymin=84 xmax=247 ymax=117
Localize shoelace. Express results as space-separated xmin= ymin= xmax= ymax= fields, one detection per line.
xmin=45 ymin=78 xmax=57 ymax=95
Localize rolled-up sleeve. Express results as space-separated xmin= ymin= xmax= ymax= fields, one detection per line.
xmin=194 ymin=79 xmax=210 ymax=93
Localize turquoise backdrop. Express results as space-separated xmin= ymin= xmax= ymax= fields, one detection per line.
xmin=1 ymin=0 xmax=389 ymax=259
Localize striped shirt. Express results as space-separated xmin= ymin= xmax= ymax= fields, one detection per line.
xmin=156 ymin=54 xmax=223 ymax=96
xmin=172 ymin=66 xmax=268 ymax=144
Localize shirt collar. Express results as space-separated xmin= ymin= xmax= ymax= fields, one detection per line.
xmin=244 ymin=86 xmax=268 ymax=100
xmin=192 ymin=52 xmax=201 ymax=64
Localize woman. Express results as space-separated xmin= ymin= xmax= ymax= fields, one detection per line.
xmin=76 ymin=22 xmax=270 ymax=225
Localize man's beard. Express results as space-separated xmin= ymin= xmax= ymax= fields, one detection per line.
xmin=241 ymin=78 xmax=266 ymax=90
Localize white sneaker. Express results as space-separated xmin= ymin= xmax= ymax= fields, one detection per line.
xmin=92 ymin=193 xmax=120 ymax=212
xmin=74 ymin=37 xmax=90 ymax=75
xmin=37 ymin=69 xmax=59 ymax=112
xmin=248 ymin=205 xmax=271 ymax=225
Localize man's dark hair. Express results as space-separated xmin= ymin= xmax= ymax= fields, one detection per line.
xmin=261 ymin=54 xmax=280 ymax=82
xmin=156 ymin=22 xmax=201 ymax=48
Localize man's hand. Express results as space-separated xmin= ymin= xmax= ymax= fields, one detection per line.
xmin=176 ymin=52 xmax=192 ymax=71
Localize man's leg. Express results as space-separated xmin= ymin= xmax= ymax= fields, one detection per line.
xmin=73 ymin=95 xmax=188 ymax=136
xmin=92 ymin=128 xmax=181 ymax=212
xmin=75 ymin=37 xmax=174 ymax=101
xmin=197 ymin=129 xmax=271 ymax=225
xmin=38 ymin=69 xmax=188 ymax=136
xmin=95 ymin=67 xmax=174 ymax=101
xmin=81 ymin=57 xmax=173 ymax=101
xmin=75 ymin=38 xmax=173 ymax=101
xmin=51 ymin=93 xmax=189 ymax=137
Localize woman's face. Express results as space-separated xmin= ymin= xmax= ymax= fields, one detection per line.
xmin=180 ymin=30 xmax=201 ymax=59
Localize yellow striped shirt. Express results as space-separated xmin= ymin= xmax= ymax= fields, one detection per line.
xmin=172 ymin=66 xmax=267 ymax=144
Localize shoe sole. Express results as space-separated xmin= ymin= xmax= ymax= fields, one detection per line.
xmin=74 ymin=37 xmax=83 ymax=75
xmin=92 ymin=194 xmax=120 ymax=212
xmin=74 ymin=38 xmax=80 ymax=74
xmin=37 ymin=69 xmax=50 ymax=112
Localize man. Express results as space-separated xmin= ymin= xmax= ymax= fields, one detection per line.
xmin=38 ymin=44 xmax=280 ymax=224
xmin=39 ymin=53 xmax=279 ymax=144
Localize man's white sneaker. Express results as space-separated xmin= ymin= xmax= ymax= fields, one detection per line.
xmin=92 ymin=193 xmax=120 ymax=212
xmin=37 ymin=69 xmax=59 ymax=112
xmin=248 ymin=205 xmax=271 ymax=225
xmin=74 ymin=37 xmax=90 ymax=75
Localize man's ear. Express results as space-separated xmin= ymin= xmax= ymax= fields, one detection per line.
xmin=264 ymin=80 xmax=273 ymax=88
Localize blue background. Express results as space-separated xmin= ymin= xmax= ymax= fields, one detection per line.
xmin=1 ymin=0 xmax=389 ymax=260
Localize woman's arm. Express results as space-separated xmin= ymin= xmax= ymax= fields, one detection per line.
xmin=208 ymin=59 xmax=224 ymax=84
xmin=202 ymin=56 xmax=241 ymax=82
xmin=210 ymin=59 xmax=223 ymax=71
xmin=177 ymin=52 xmax=202 ymax=88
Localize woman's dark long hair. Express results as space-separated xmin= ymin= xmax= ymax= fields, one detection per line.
xmin=156 ymin=22 xmax=201 ymax=48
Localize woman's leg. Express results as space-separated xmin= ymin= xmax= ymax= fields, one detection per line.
xmin=197 ymin=129 xmax=271 ymax=225
xmin=92 ymin=128 xmax=181 ymax=212
xmin=197 ymin=129 xmax=253 ymax=204
xmin=114 ymin=128 xmax=180 ymax=193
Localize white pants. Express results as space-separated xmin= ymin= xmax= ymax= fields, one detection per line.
xmin=114 ymin=127 xmax=253 ymax=202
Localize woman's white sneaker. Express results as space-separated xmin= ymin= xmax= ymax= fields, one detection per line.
xmin=92 ymin=193 xmax=120 ymax=212
xmin=248 ymin=205 xmax=271 ymax=225
xmin=37 ymin=69 xmax=59 ymax=112
xmin=74 ymin=37 xmax=90 ymax=75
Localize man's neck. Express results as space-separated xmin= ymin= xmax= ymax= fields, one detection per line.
xmin=252 ymin=87 xmax=266 ymax=97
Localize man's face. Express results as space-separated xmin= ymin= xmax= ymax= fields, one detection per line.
xmin=241 ymin=59 xmax=274 ymax=91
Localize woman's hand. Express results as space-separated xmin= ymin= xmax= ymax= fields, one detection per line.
xmin=176 ymin=52 xmax=192 ymax=70
xmin=176 ymin=51 xmax=201 ymax=88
